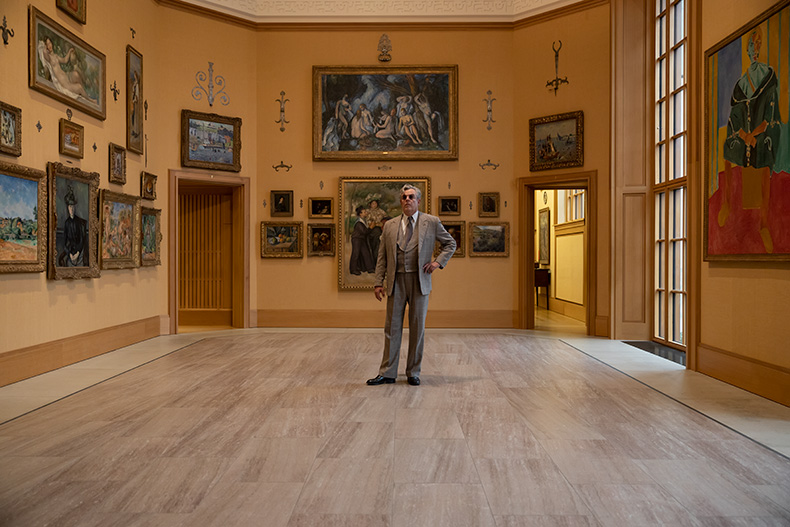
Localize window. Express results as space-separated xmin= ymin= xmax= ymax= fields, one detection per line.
xmin=653 ymin=0 xmax=687 ymax=347
xmin=556 ymin=189 xmax=585 ymax=224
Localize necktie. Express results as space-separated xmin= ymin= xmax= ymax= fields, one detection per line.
xmin=400 ymin=216 xmax=413 ymax=250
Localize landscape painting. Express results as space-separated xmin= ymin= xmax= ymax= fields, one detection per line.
xmin=314 ymin=65 xmax=458 ymax=161
xmin=0 ymin=161 xmax=46 ymax=273
xmin=181 ymin=110 xmax=241 ymax=172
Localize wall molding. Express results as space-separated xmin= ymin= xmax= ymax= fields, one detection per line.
xmin=0 ymin=316 xmax=161 ymax=388
xmin=697 ymin=343 xmax=790 ymax=407
xmin=257 ymin=309 xmax=515 ymax=328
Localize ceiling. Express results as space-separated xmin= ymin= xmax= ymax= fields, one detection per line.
xmin=176 ymin=0 xmax=586 ymax=24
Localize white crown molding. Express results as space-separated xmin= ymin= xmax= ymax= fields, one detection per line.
xmin=177 ymin=0 xmax=585 ymax=23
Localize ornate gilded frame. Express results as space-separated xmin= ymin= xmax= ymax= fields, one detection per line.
xmin=99 ymin=189 xmax=141 ymax=270
xmin=469 ymin=221 xmax=510 ymax=257
xmin=141 ymin=206 xmax=162 ymax=267
xmin=261 ymin=221 xmax=303 ymax=258
xmin=529 ymin=110 xmax=584 ymax=171
xmin=0 ymin=160 xmax=47 ymax=273
xmin=180 ymin=109 xmax=242 ymax=172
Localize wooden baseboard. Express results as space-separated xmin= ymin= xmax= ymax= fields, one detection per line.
xmin=0 ymin=316 xmax=161 ymax=387
xmin=697 ymin=343 xmax=790 ymax=406
xmin=549 ymin=297 xmax=586 ymax=322
xmin=179 ymin=309 xmax=232 ymax=327
xmin=594 ymin=316 xmax=609 ymax=337
xmin=256 ymin=309 xmax=515 ymax=328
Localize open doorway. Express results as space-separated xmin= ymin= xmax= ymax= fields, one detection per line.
xmin=168 ymin=169 xmax=250 ymax=334
xmin=517 ymin=171 xmax=597 ymax=334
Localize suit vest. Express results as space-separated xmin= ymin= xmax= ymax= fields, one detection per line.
xmin=396 ymin=216 xmax=419 ymax=272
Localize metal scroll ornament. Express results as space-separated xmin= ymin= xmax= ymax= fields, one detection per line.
xmin=275 ymin=91 xmax=289 ymax=132
xmin=192 ymin=62 xmax=229 ymax=107
xmin=378 ymin=34 xmax=392 ymax=62
xmin=483 ymin=90 xmax=496 ymax=130
xmin=546 ymin=41 xmax=569 ymax=96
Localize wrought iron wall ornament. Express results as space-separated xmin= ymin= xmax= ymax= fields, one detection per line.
xmin=378 ymin=34 xmax=392 ymax=62
xmin=483 ymin=90 xmax=496 ymax=130
xmin=92 ymin=143 xmax=97 ymax=152
xmin=110 ymin=81 xmax=119 ymax=101
xmin=320 ymin=181 xmax=324 ymax=190
xmin=546 ymin=40 xmax=569 ymax=96
xmin=275 ymin=91 xmax=289 ymax=132
xmin=36 ymin=121 xmax=42 ymax=132
xmin=130 ymin=27 xmax=136 ymax=39
xmin=66 ymin=108 xmax=72 ymax=121
xmin=273 ymin=161 xmax=292 ymax=172
xmin=300 ymin=199 xmax=303 ymax=208
xmin=192 ymin=62 xmax=229 ymax=107
xmin=479 ymin=159 xmax=499 ymax=170
xmin=144 ymin=100 xmax=148 ymax=120
xmin=2 ymin=16 xmax=14 ymax=45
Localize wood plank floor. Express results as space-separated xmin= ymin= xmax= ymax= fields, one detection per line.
xmin=1 ymin=328 xmax=789 ymax=526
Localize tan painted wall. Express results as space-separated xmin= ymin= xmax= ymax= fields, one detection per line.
xmin=514 ymin=4 xmax=611 ymax=334
xmin=0 ymin=0 xmax=258 ymax=353
xmin=255 ymin=28 xmax=517 ymax=320
xmin=698 ymin=0 xmax=790 ymax=371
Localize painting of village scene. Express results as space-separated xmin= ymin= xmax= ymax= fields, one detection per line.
xmin=0 ymin=161 xmax=46 ymax=273
xmin=338 ymin=177 xmax=429 ymax=290
xmin=99 ymin=190 xmax=140 ymax=269
xmin=529 ymin=111 xmax=584 ymax=171
xmin=181 ymin=110 xmax=241 ymax=172
xmin=314 ymin=66 xmax=458 ymax=161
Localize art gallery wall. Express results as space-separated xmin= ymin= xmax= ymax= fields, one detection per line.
xmin=0 ymin=0 xmax=259 ymax=355
xmin=696 ymin=0 xmax=790 ymax=396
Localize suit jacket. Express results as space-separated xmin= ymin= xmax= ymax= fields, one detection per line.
xmin=374 ymin=212 xmax=456 ymax=295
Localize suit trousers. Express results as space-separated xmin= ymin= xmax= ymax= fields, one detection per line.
xmin=379 ymin=271 xmax=429 ymax=378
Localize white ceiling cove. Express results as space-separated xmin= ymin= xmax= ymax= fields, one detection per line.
xmin=178 ymin=0 xmax=586 ymax=23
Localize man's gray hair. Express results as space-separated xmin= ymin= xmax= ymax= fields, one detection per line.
xmin=400 ymin=184 xmax=421 ymax=200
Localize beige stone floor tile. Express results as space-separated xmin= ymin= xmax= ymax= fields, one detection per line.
xmin=256 ymin=407 xmax=336 ymax=438
xmin=394 ymin=408 xmax=464 ymax=439
xmin=318 ymin=421 xmax=394 ymax=459
xmin=181 ymin=481 xmax=304 ymax=527
xmin=226 ymin=437 xmax=323 ymax=483
xmin=476 ymin=458 xmax=590 ymax=516
xmin=393 ymin=438 xmax=478 ymax=483
xmin=494 ymin=515 xmax=601 ymax=526
xmin=292 ymin=458 xmax=393 ymax=516
xmin=391 ymin=483 xmax=496 ymax=527
xmin=572 ymin=483 xmax=697 ymax=526
xmin=0 ymin=396 xmax=56 ymax=424
xmin=287 ymin=513 xmax=390 ymax=526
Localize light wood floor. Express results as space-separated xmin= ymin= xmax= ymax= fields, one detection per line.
xmin=1 ymin=324 xmax=789 ymax=525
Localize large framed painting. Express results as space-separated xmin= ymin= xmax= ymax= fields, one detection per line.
xmin=28 ymin=6 xmax=106 ymax=120
xmin=261 ymin=221 xmax=303 ymax=258
xmin=0 ymin=160 xmax=47 ymax=273
xmin=469 ymin=222 xmax=509 ymax=257
xmin=47 ymin=162 xmax=100 ymax=279
xmin=181 ymin=109 xmax=242 ymax=172
xmin=0 ymin=101 xmax=22 ymax=157
xmin=314 ymin=65 xmax=458 ymax=161
xmin=126 ymin=45 xmax=143 ymax=154
xmin=539 ymin=208 xmax=550 ymax=265
xmin=99 ymin=190 xmax=141 ymax=270
xmin=338 ymin=176 xmax=430 ymax=290
xmin=529 ymin=110 xmax=583 ymax=171
xmin=141 ymin=207 xmax=162 ymax=266
xmin=704 ymin=1 xmax=790 ymax=261
xmin=56 ymin=0 xmax=87 ymax=24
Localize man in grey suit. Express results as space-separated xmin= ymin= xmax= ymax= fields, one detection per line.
xmin=367 ymin=184 xmax=456 ymax=386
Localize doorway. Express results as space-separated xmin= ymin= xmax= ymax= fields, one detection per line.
xmin=168 ymin=169 xmax=250 ymax=334
xmin=517 ymin=171 xmax=597 ymax=334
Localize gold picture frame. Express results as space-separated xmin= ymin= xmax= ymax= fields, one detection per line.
xmin=99 ymin=190 xmax=141 ymax=270
xmin=141 ymin=206 xmax=162 ymax=267
xmin=108 ymin=142 xmax=126 ymax=184
xmin=469 ymin=221 xmax=509 ymax=257
xmin=261 ymin=221 xmax=303 ymax=258
xmin=307 ymin=223 xmax=335 ymax=257
xmin=0 ymin=160 xmax=47 ymax=273
xmin=59 ymin=119 xmax=84 ymax=159
xmin=529 ymin=110 xmax=584 ymax=171
xmin=478 ymin=192 xmax=500 ymax=218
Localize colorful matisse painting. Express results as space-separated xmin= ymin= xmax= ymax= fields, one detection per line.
xmin=705 ymin=2 xmax=790 ymax=260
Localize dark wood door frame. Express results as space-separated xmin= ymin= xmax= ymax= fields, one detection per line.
xmin=168 ymin=169 xmax=250 ymax=334
xmin=517 ymin=172 xmax=597 ymax=334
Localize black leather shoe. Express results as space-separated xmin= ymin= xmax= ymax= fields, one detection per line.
xmin=367 ymin=375 xmax=396 ymax=386
xmin=407 ymin=376 xmax=420 ymax=386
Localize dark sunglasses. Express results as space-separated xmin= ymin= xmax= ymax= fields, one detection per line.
xmin=401 ymin=194 xmax=417 ymax=200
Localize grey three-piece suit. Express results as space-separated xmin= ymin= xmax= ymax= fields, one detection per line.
xmin=374 ymin=211 xmax=456 ymax=378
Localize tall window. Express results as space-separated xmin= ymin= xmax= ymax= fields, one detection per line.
xmin=654 ymin=0 xmax=687 ymax=348
xmin=556 ymin=189 xmax=585 ymax=224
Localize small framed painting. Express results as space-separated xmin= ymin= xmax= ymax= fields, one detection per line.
xmin=469 ymin=221 xmax=509 ymax=257
xmin=307 ymin=223 xmax=335 ymax=256
xmin=435 ymin=220 xmax=464 ymax=258
xmin=126 ymin=45 xmax=143 ymax=154
xmin=181 ymin=109 xmax=241 ymax=172
xmin=140 ymin=206 xmax=162 ymax=266
xmin=438 ymin=196 xmax=460 ymax=216
xmin=0 ymin=101 xmax=22 ymax=157
xmin=271 ymin=190 xmax=293 ymax=217
xmin=141 ymin=172 xmax=157 ymax=200
xmin=47 ymin=162 xmax=100 ymax=279
xmin=56 ymin=0 xmax=87 ymax=24
xmin=538 ymin=208 xmax=550 ymax=265
xmin=308 ymin=197 xmax=333 ymax=219
xmin=478 ymin=192 xmax=500 ymax=218
xmin=0 ymin=160 xmax=47 ymax=273
xmin=261 ymin=221 xmax=303 ymax=258
xmin=99 ymin=189 xmax=141 ymax=270
xmin=529 ymin=110 xmax=584 ymax=171
xmin=59 ymin=119 xmax=84 ymax=159
xmin=108 ymin=142 xmax=126 ymax=184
